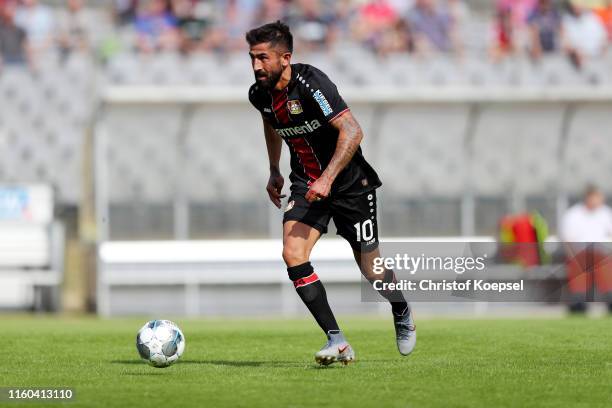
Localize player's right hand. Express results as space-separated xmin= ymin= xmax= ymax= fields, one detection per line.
xmin=266 ymin=172 xmax=286 ymax=209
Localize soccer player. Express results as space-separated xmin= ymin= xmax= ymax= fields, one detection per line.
xmin=246 ymin=21 xmax=416 ymax=365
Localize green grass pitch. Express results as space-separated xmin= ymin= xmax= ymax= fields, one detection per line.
xmin=2 ymin=315 xmax=611 ymax=408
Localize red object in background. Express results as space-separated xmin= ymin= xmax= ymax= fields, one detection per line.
xmin=497 ymin=26 xmax=513 ymax=51
xmin=566 ymin=246 xmax=612 ymax=297
xmin=495 ymin=5 xmax=515 ymax=53
xmin=595 ymin=6 xmax=612 ymax=40
xmin=360 ymin=0 xmax=398 ymax=26
xmin=499 ymin=213 xmax=541 ymax=267
xmin=511 ymin=214 xmax=538 ymax=242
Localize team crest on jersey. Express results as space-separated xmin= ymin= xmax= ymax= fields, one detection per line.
xmin=287 ymin=100 xmax=303 ymax=115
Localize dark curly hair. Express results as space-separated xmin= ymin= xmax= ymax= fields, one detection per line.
xmin=245 ymin=20 xmax=293 ymax=53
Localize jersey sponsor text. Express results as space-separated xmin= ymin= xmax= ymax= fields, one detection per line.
xmin=275 ymin=120 xmax=322 ymax=138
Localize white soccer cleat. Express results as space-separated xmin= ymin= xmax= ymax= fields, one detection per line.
xmin=394 ymin=312 xmax=416 ymax=356
xmin=314 ymin=331 xmax=355 ymax=366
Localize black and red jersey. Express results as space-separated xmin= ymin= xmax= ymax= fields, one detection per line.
xmin=248 ymin=63 xmax=382 ymax=197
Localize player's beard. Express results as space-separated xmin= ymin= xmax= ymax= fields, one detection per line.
xmin=255 ymin=67 xmax=283 ymax=90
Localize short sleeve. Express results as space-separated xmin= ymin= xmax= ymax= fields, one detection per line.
xmin=306 ymin=68 xmax=349 ymax=122
xmin=248 ymin=84 xmax=263 ymax=112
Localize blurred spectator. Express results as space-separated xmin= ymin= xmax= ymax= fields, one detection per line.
xmin=288 ymin=0 xmax=336 ymax=51
xmin=14 ymin=0 xmax=54 ymax=55
xmin=562 ymin=1 xmax=607 ymax=69
xmin=56 ymin=0 xmax=96 ymax=59
xmin=595 ymin=0 xmax=612 ymax=41
xmin=386 ymin=18 xmax=414 ymax=55
xmin=254 ymin=0 xmax=287 ymax=27
xmin=134 ymin=0 xmax=179 ymax=54
xmin=406 ymin=0 xmax=456 ymax=54
xmin=494 ymin=0 xmax=536 ymax=53
xmin=447 ymin=0 xmax=469 ymax=52
xmin=352 ymin=0 xmax=405 ymax=53
xmin=207 ymin=0 xmax=261 ymax=52
xmin=332 ymin=0 xmax=358 ymax=39
xmin=560 ymin=185 xmax=612 ymax=314
xmin=172 ymin=0 xmax=211 ymax=54
xmin=388 ymin=0 xmax=414 ymax=16
xmin=2 ymin=0 xmax=612 ymax=66
xmin=497 ymin=0 xmax=536 ymax=28
xmin=526 ymin=0 xmax=561 ymax=60
xmin=561 ymin=186 xmax=612 ymax=242
xmin=114 ymin=0 xmax=139 ymax=26
xmin=0 ymin=0 xmax=30 ymax=67
xmin=490 ymin=5 xmax=515 ymax=61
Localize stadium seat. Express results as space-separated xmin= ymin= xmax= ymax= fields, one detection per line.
xmin=375 ymin=104 xmax=468 ymax=198
xmin=0 ymin=185 xmax=64 ymax=311
xmin=563 ymin=105 xmax=612 ymax=196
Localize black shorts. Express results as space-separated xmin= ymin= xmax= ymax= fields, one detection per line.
xmin=283 ymin=188 xmax=379 ymax=253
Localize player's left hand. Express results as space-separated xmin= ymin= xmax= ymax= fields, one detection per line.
xmin=306 ymin=177 xmax=332 ymax=203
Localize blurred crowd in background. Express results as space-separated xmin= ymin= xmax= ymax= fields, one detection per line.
xmin=1 ymin=0 xmax=612 ymax=72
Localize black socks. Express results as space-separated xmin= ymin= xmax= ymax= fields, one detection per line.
xmin=378 ymin=269 xmax=410 ymax=317
xmin=287 ymin=262 xmax=340 ymax=333
xmin=287 ymin=261 xmax=410 ymax=335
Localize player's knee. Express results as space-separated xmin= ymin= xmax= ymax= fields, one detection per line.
xmin=286 ymin=262 xmax=320 ymax=302
xmin=282 ymin=245 xmax=309 ymax=267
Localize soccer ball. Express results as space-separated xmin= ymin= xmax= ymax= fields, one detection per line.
xmin=136 ymin=320 xmax=185 ymax=368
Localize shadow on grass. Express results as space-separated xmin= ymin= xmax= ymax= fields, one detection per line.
xmin=122 ymin=371 xmax=169 ymax=376
xmin=112 ymin=359 xmax=308 ymax=368
xmin=112 ymin=360 xmax=148 ymax=365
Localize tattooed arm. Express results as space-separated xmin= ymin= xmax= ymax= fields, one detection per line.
xmin=305 ymin=110 xmax=363 ymax=202
xmin=323 ymin=110 xmax=363 ymax=181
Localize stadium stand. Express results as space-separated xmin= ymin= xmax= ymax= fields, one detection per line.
xmin=0 ymin=185 xmax=64 ymax=311
xmin=563 ymin=105 xmax=612 ymax=199
xmin=2 ymin=1 xmax=612 ymax=314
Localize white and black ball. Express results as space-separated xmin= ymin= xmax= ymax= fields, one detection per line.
xmin=136 ymin=320 xmax=185 ymax=368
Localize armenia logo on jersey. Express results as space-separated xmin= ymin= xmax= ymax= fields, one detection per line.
xmin=287 ymin=100 xmax=303 ymax=115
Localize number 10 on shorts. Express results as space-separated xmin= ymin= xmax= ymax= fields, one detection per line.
xmin=354 ymin=220 xmax=374 ymax=242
